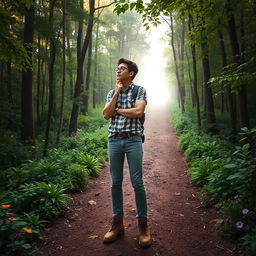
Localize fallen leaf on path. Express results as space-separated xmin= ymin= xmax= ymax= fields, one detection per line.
xmin=212 ymin=218 xmax=224 ymax=224
xmin=175 ymin=192 xmax=181 ymax=196
xmin=179 ymin=213 xmax=184 ymax=217
xmin=89 ymin=235 xmax=98 ymax=239
xmin=192 ymin=193 xmax=196 ymax=198
xmin=88 ymin=200 xmax=96 ymax=205
xmin=68 ymin=224 xmax=72 ymax=228
xmin=131 ymin=208 xmax=136 ymax=212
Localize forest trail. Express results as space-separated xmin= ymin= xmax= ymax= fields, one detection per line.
xmin=39 ymin=104 xmax=236 ymax=256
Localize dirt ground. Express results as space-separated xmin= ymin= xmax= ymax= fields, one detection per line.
xmin=38 ymin=104 xmax=239 ymax=256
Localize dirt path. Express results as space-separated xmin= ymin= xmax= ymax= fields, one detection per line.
xmin=39 ymin=105 xmax=236 ymax=256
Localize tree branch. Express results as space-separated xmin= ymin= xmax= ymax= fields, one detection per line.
xmin=94 ymin=1 xmax=116 ymax=11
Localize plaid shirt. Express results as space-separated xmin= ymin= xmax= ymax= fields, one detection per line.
xmin=106 ymin=83 xmax=147 ymax=137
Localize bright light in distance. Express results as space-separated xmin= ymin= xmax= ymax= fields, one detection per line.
xmin=136 ymin=23 xmax=173 ymax=108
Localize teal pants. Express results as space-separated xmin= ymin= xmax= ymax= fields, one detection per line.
xmin=108 ymin=135 xmax=147 ymax=218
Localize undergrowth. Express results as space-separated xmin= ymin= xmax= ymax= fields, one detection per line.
xmin=170 ymin=107 xmax=256 ymax=256
xmin=0 ymin=111 xmax=108 ymax=255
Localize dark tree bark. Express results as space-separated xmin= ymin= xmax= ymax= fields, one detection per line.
xmin=21 ymin=3 xmax=35 ymax=142
xmin=217 ymin=25 xmax=237 ymax=137
xmin=44 ymin=0 xmax=57 ymax=154
xmin=188 ymin=15 xmax=201 ymax=129
xmin=226 ymin=2 xmax=250 ymax=129
xmin=7 ymin=61 xmax=13 ymax=105
xmin=66 ymin=31 xmax=73 ymax=100
xmin=69 ymin=0 xmax=95 ymax=136
xmin=93 ymin=4 xmax=100 ymax=108
xmin=37 ymin=35 xmax=41 ymax=125
xmin=170 ymin=13 xmax=185 ymax=113
xmin=82 ymin=35 xmax=93 ymax=115
xmin=201 ymin=41 xmax=216 ymax=126
xmin=56 ymin=0 xmax=66 ymax=144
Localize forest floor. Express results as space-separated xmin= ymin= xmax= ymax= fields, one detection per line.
xmin=38 ymin=104 xmax=240 ymax=256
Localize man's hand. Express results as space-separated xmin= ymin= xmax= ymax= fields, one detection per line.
xmin=114 ymin=80 xmax=123 ymax=95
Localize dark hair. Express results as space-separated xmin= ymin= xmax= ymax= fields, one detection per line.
xmin=117 ymin=58 xmax=138 ymax=80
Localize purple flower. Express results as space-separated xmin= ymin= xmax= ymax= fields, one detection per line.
xmin=236 ymin=221 xmax=244 ymax=229
xmin=15 ymin=232 xmax=23 ymax=237
xmin=234 ymin=195 xmax=239 ymax=199
xmin=40 ymin=197 xmax=45 ymax=201
xmin=7 ymin=212 xmax=14 ymax=215
xmin=242 ymin=209 xmax=249 ymax=215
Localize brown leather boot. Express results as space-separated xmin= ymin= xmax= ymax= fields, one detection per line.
xmin=103 ymin=216 xmax=124 ymax=243
xmin=138 ymin=217 xmax=151 ymax=247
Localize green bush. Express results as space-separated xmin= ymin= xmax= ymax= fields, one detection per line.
xmin=76 ymin=154 xmax=101 ymax=177
xmin=13 ymin=182 xmax=68 ymax=220
xmin=67 ymin=163 xmax=89 ymax=191
xmin=178 ymin=130 xmax=199 ymax=152
xmin=170 ymin=107 xmax=256 ymax=255
xmin=188 ymin=157 xmax=226 ymax=186
xmin=0 ymin=204 xmax=41 ymax=256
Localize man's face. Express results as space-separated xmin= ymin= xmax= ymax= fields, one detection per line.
xmin=115 ymin=63 xmax=133 ymax=81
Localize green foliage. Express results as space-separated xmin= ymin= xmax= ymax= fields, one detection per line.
xmin=188 ymin=157 xmax=226 ymax=186
xmin=171 ymin=107 xmax=256 ymax=255
xmin=209 ymin=59 xmax=256 ymax=94
xmin=67 ymin=163 xmax=89 ymax=191
xmin=170 ymin=110 xmax=193 ymax=134
xmin=0 ymin=204 xmax=40 ymax=256
xmin=12 ymin=182 xmax=68 ymax=220
xmin=76 ymin=154 xmax=101 ymax=177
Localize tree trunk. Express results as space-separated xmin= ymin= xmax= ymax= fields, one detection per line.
xmin=188 ymin=15 xmax=201 ymax=129
xmin=93 ymin=4 xmax=100 ymax=108
xmin=66 ymin=31 xmax=73 ymax=100
xmin=44 ymin=0 xmax=57 ymax=154
xmin=217 ymin=25 xmax=237 ymax=137
xmin=82 ymin=35 xmax=92 ymax=115
xmin=201 ymin=41 xmax=216 ymax=126
xmin=226 ymin=1 xmax=249 ymax=128
xmin=37 ymin=35 xmax=41 ymax=125
xmin=69 ymin=0 xmax=95 ymax=136
xmin=56 ymin=0 xmax=66 ymax=144
xmin=21 ymin=3 xmax=35 ymax=142
xmin=170 ymin=13 xmax=185 ymax=113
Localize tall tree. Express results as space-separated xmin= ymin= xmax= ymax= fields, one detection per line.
xmin=69 ymin=0 xmax=95 ymax=136
xmin=56 ymin=0 xmax=67 ymax=144
xmin=226 ymin=1 xmax=250 ymax=129
xmin=21 ymin=2 xmax=35 ymax=141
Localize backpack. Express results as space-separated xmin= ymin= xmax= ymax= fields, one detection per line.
xmin=111 ymin=85 xmax=145 ymax=142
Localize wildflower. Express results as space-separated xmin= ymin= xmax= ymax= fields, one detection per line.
xmin=242 ymin=209 xmax=249 ymax=215
xmin=8 ymin=218 xmax=17 ymax=221
xmin=236 ymin=221 xmax=244 ymax=229
xmin=7 ymin=212 xmax=14 ymax=215
xmin=23 ymin=227 xmax=33 ymax=233
xmin=234 ymin=195 xmax=239 ymax=199
xmin=1 ymin=204 xmax=11 ymax=208
xmin=15 ymin=232 xmax=23 ymax=237
xmin=40 ymin=197 xmax=45 ymax=201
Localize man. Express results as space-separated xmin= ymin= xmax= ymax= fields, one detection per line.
xmin=102 ymin=58 xmax=151 ymax=247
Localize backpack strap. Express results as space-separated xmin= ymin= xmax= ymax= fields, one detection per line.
xmin=131 ymin=84 xmax=140 ymax=102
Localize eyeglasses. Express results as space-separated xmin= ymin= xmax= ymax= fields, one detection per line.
xmin=114 ymin=66 xmax=128 ymax=72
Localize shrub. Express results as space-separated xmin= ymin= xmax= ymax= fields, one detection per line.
xmin=67 ymin=164 xmax=89 ymax=191
xmin=0 ymin=204 xmax=40 ymax=256
xmin=76 ymin=154 xmax=101 ymax=177
xmin=188 ymin=157 xmax=226 ymax=186
xmin=13 ymin=183 xmax=68 ymax=220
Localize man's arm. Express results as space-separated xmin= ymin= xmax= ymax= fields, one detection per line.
xmin=116 ymin=100 xmax=146 ymax=118
xmin=102 ymin=93 xmax=118 ymax=120
xmin=103 ymin=81 xmax=123 ymax=120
